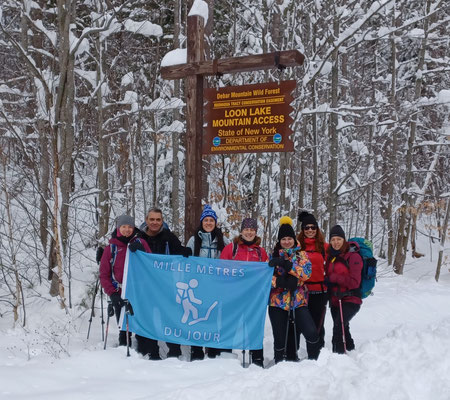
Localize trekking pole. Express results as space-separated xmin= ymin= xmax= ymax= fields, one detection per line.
xmin=283 ymin=308 xmax=290 ymax=361
xmin=338 ymin=298 xmax=347 ymax=353
xmin=103 ymin=301 xmax=114 ymax=350
xmin=291 ymin=303 xmax=298 ymax=361
xmin=86 ymin=278 xmax=99 ymax=340
xmin=123 ymin=299 xmax=134 ymax=357
xmin=100 ymin=287 xmax=105 ymax=341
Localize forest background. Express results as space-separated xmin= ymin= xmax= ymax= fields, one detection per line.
xmin=0 ymin=0 xmax=449 ymax=325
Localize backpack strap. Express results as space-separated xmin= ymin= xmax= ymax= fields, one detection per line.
xmin=232 ymin=242 xmax=238 ymax=259
xmin=109 ymin=244 xmax=121 ymax=290
xmin=255 ymin=247 xmax=262 ymax=262
xmin=165 ymin=241 xmax=170 ymax=255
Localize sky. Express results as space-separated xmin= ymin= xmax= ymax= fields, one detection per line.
xmin=1 ymin=251 xmax=449 ymax=400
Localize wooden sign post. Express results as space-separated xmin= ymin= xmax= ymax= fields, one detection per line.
xmin=161 ymin=15 xmax=304 ymax=239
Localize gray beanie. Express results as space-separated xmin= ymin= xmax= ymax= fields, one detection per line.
xmin=116 ymin=214 xmax=135 ymax=228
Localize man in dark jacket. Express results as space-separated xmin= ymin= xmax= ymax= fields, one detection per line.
xmin=139 ymin=207 xmax=192 ymax=359
xmin=141 ymin=208 xmax=191 ymax=256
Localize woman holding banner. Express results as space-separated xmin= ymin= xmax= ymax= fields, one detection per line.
xmin=99 ymin=215 xmax=154 ymax=354
xmin=186 ymin=204 xmax=230 ymax=361
xmin=268 ymin=216 xmax=321 ymax=363
xmin=219 ymin=217 xmax=269 ymax=367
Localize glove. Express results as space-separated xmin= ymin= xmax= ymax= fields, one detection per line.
xmin=275 ymin=275 xmax=287 ymax=289
xmin=110 ymin=292 xmax=124 ymax=309
xmin=281 ymin=259 xmax=293 ymax=273
xmin=324 ymin=277 xmax=336 ymax=289
xmin=269 ymin=257 xmax=284 ymax=268
xmin=96 ymin=246 xmax=104 ymax=263
xmin=129 ymin=241 xmax=145 ymax=252
xmin=285 ymin=274 xmax=298 ymax=291
xmin=183 ymin=248 xmax=192 ymax=258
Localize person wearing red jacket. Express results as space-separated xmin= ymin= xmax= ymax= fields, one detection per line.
xmin=297 ymin=211 xmax=329 ymax=349
xmin=269 ymin=216 xmax=321 ymax=363
xmin=99 ymin=215 xmax=157 ymax=357
xmin=219 ymin=217 xmax=269 ymax=367
xmin=325 ymin=225 xmax=362 ymax=353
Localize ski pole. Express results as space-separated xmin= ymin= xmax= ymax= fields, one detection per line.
xmin=338 ymin=298 xmax=347 ymax=353
xmin=124 ymin=299 xmax=134 ymax=357
xmin=86 ymin=278 xmax=99 ymax=340
xmin=291 ymin=303 xmax=298 ymax=361
xmin=100 ymin=287 xmax=105 ymax=341
xmin=283 ymin=308 xmax=290 ymax=361
xmin=104 ymin=301 xmax=114 ymax=350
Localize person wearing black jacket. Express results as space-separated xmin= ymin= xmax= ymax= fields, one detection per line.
xmin=139 ymin=207 xmax=192 ymax=359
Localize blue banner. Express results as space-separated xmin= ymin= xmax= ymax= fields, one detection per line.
xmin=120 ymin=251 xmax=272 ymax=350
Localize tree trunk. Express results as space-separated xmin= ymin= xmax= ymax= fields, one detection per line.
xmin=393 ymin=0 xmax=431 ymax=274
xmin=435 ymin=199 xmax=449 ymax=282
xmin=327 ymin=12 xmax=340 ymax=227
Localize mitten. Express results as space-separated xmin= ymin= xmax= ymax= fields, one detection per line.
xmin=96 ymin=246 xmax=104 ymax=263
xmin=110 ymin=292 xmax=124 ymax=308
xmin=282 ymin=259 xmax=293 ymax=273
xmin=183 ymin=247 xmax=192 ymax=258
xmin=285 ymin=274 xmax=298 ymax=291
xmin=269 ymin=257 xmax=284 ymax=268
xmin=129 ymin=241 xmax=145 ymax=253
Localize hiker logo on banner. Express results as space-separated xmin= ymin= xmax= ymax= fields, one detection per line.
xmin=121 ymin=252 xmax=273 ymax=350
xmin=203 ymin=80 xmax=296 ymax=154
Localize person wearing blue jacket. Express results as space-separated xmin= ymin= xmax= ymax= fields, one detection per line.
xmin=186 ymin=204 xmax=230 ymax=360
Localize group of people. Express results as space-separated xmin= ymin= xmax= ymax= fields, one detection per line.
xmin=98 ymin=205 xmax=363 ymax=366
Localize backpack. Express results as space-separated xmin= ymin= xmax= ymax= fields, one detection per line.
xmin=348 ymin=237 xmax=377 ymax=299
xmin=232 ymin=242 xmax=262 ymax=261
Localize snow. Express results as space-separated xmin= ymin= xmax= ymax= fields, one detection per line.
xmin=123 ymin=19 xmax=163 ymax=38
xmin=188 ymin=0 xmax=209 ymax=24
xmin=121 ymin=72 xmax=134 ymax=87
xmin=1 ymin=256 xmax=449 ymax=399
xmin=161 ymin=48 xmax=187 ymax=67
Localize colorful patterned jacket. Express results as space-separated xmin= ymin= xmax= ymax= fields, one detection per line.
xmin=269 ymin=248 xmax=312 ymax=311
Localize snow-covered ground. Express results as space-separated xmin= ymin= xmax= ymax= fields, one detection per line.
xmin=1 ymin=257 xmax=449 ymax=400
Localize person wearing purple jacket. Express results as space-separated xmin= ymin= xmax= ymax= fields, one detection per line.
xmin=99 ymin=215 xmax=159 ymax=357
xmin=325 ymin=225 xmax=363 ymax=353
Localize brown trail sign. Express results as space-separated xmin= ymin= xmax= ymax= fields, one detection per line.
xmin=160 ymin=15 xmax=304 ymax=239
xmin=203 ymin=80 xmax=296 ymax=154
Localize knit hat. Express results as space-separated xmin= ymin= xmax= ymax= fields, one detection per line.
xmin=241 ymin=217 xmax=258 ymax=231
xmin=116 ymin=214 xmax=135 ymax=228
xmin=200 ymin=204 xmax=217 ymax=222
xmin=329 ymin=224 xmax=346 ymax=240
xmin=298 ymin=211 xmax=318 ymax=229
xmin=277 ymin=216 xmax=296 ymax=241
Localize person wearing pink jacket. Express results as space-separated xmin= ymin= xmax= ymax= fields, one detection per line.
xmin=99 ymin=215 xmax=158 ymax=357
xmin=219 ymin=217 xmax=269 ymax=367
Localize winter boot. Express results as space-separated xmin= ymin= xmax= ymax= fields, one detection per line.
xmin=190 ymin=346 xmax=205 ymax=361
xmin=250 ymin=349 xmax=264 ymax=368
xmin=136 ymin=335 xmax=161 ymax=360
xmin=306 ymin=339 xmax=321 ymax=360
xmin=206 ymin=347 xmax=220 ymax=359
xmin=119 ymin=331 xmax=132 ymax=347
xmin=274 ymin=349 xmax=285 ymax=364
xmin=166 ymin=342 xmax=182 ymax=358
xmin=344 ymin=329 xmax=355 ymax=351
xmin=332 ymin=337 xmax=346 ymax=354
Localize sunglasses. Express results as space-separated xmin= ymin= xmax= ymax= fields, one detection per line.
xmin=304 ymin=225 xmax=317 ymax=231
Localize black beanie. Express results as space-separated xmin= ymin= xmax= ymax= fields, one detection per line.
xmin=298 ymin=211 xmax=318 ymax=229
xmin=278 ymin=223 xmax=296 ymax=241
xmin=329 ymin=225 xmax=346 ymax=240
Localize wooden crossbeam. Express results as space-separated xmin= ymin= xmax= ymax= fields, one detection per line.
xmin=161 ymin=50 xmax=305 ymax=80
xmin=160 ymin=14 xmax=304 ymax=239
